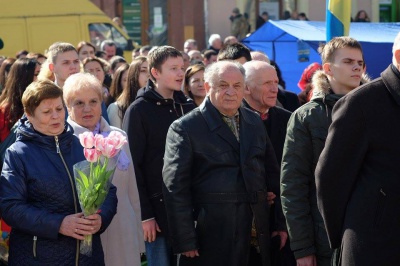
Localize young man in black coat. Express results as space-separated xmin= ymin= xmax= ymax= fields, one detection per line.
xmin=316 ymin=32 xmax=400 ymax=265
xmin=243 ymin=60 xmax=295 ymax=266
xmin=122 ymin=46 xmax=195 ymax=266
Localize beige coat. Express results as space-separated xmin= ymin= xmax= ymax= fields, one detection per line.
xmin=107 ymin=102 xmax=123 ymax=129
xmin=67 ymin=117 xmax=144 ymax=266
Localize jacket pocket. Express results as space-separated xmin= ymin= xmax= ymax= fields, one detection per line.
xmin=373 ymin=188 xmax=386 ymax=228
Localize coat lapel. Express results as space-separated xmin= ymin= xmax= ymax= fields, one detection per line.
xmin=239 ymin=108 xmax=256 ymax=166
xmin=200 ymin=98 xmax=240 ymax=152
xmin=382 ymin=65 xmax=400 ymax=106
xmin=268 ymin=108 xmax=281 ymax=143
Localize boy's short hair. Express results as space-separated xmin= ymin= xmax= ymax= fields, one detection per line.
xmin=148 ymin=46 xmax=182 ymax=82
xmin=47 ymin=42 xmax=77 ymax=64
xmin=140 ymin=45 xmax=152 ymax=54
xmin=217 ymin=43 xmax=252 ymax=62
xmin=203 ymin=49 xmax=218 ymax=60
xmin=318 ymin=36 xmax=364 ymax=65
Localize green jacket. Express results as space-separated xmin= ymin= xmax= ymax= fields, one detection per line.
xmin=280 ymin=70 xmax=369 ymax=262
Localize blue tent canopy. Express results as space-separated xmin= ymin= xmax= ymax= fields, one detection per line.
xmin=242 ymin=20 xmax=400 ymax=93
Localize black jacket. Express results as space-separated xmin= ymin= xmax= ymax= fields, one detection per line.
xmin=0 ymin=116 xmax=117 ymax=265
xmin=242 ymin=101 xmax=291 ymax=233
xmin=264 ymin=106 xmax=291 ymax=166
xmin=163 ymin=98 xmax=280 ymax=266
xmin=122 ymin=80 xmax=195 ymax=235
xmin=316 ymin=65 xmax=400 ymax=265
xmin=277 ymin=89 xmax=300 ymax=112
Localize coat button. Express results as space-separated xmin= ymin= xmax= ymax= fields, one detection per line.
xmin=160 ymin=199 xmax=163 ymax=202
xmin=170 ymin=110 xmax=172 ymax=112
xmin=157 ymin=102 xmax=161 ymax=105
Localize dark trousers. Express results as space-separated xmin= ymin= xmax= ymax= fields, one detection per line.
xmin=248 ymin=235 xmax=296 ymax=266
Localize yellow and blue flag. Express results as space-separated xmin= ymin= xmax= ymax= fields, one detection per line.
xmin=326 ymin=0 xmax=351 ymax=41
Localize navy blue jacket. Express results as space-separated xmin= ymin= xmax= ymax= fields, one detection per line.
xmin=0 ymin=116 xmax=117 ymax=265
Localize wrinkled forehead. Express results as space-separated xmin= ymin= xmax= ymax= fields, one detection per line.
xmin=216 ymin=67 xmax=244 ymax=84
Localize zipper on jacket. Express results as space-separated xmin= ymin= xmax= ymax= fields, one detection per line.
xmin=171 ymin=99 xmax=185 ymax=117
xmin=33 ymin=235 xmax=37 ymax=258
xmin=380 ymin=188 xmax=386 ymax=196
xmin=55 ymin=136 xmax=79 ymax=266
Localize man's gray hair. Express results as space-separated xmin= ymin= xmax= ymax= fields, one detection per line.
xmin=392 ymin=31 xmax=400 ymax=65
xmin=243 ymin=60 xmax=273 ymax=86
xmin=184 ymin=39 xmax=197 ymax=46
xmin=208 ymin=34 xmax=221 ymax=47
xmin=204 ymin=61 xmax=245 ymax=87
xmin=250 ymin=51 xmax=270 ymax=63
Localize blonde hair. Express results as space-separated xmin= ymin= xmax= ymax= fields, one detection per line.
xmin=63 ymin=72 xmax=103 ymax=107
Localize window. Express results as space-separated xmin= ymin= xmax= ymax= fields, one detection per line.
xmin=89 ymin=23 xmax=128 ymax=50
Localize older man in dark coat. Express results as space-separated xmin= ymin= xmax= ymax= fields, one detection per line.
xmin=163 ymin=61 xmax=279 ymax=266
xmin=242 ymin=60 xmax=295 ymax=266
xmin=316 ymin=32 xmax=400 ymax=265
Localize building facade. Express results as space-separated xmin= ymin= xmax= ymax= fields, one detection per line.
xmin=91 ymin=0 xmax=397 ymax=50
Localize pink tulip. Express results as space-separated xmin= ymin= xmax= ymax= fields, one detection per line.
xmin=94 ymin=134 xmax=106 ymax=152
xmin=107 ymin=131 xmax=127 ymax=149
xmin=84 ymin=148 xmax=100 ymax=162
xmin=79 ymin=132 xmax=95 ymax=148
xmin=101 ymin=143 xmax=119 ymax=158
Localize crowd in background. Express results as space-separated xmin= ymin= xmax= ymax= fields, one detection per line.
xmin=0 ymin=6 xmax=397 ymax=266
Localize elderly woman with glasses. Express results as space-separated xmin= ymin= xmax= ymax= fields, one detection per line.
xmin=0 ymin=79 xmax=117 ymax=265
xmin=63 ymin=72 xmax=144 ymax=266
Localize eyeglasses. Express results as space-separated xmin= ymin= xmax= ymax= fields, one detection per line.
xmin=72 ymin=99 xmax=99 ymax=109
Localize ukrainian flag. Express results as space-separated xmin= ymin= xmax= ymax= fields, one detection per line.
xmin=326 ymin=0 xmax=351 ymax=41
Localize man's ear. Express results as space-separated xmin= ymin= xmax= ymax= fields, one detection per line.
xmin=150 ymin=67 xmax=158 ymax=79
xmin=244 ymin=84 xmax=251 ymax=95
xmin=204 ymin=81 xmax=211 ymax=94
xmin=49 ymin=62 xmax=54 ymax=72
xmin=322 ymin=62 xmax=332 ymax=76
xmin=395 ymin=49 xmax=400 ymax=67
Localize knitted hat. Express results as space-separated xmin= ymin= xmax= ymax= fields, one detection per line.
xmin=298 ymin=62 xmax=322 ymax=90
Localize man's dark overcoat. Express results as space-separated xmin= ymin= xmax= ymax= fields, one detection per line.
xmin=316 ymin=65 xmax=400 ymax=265
xmin=163 ymin=97 xmax=280 ymax=266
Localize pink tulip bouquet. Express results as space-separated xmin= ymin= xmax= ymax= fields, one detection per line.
xmin=73 ymin=131 xmax=127 ymax=255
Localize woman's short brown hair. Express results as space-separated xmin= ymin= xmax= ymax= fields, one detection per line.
xmin=183 ymin=63 xmax=205 ymax=98
xmin=22 ymin=79 xmax=63 ymax=116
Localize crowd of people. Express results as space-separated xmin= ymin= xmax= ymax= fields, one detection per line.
xmin=0 ymin=20 xmax=399 ymax=266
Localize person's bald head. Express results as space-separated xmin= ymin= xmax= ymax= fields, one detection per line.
xmin=188 ymin=50 xmax=203 ymax=62
xmin=250 ymin=51 xmax=270 ymax=63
